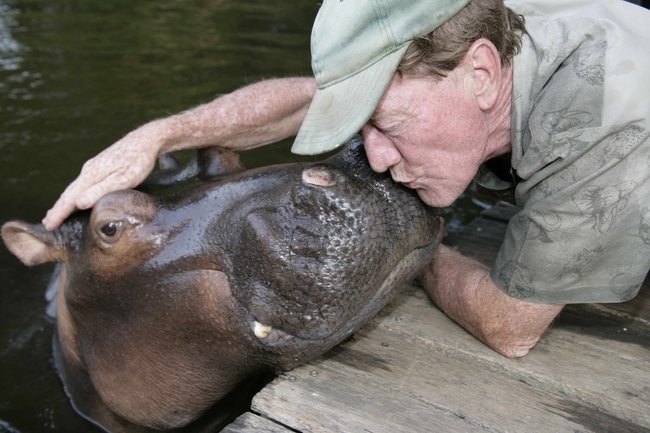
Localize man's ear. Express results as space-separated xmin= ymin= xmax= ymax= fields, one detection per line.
xmin=1 ymin=221 xmax=65 ymax=265
xmin=464 ymin=38 xmax=503 ymax=111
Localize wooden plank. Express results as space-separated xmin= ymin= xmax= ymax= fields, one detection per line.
xmin=571 ymin=279 xmax=650 ymax=328
xmin=375 ymin=288 xmax=650 ymax=429
xmin=443 ymin=201 xmax=517 ymax=267
xmin=252 ymin=335 xmax=486 ymax=433
xmin=253 ymin=298 xmax=649 ymax=433
xmin=449 ymin=212 xmax=511 ymax=246
xmin=221 ymin=413 xmax=295 ymax=433
xmin=480 ymin=200 xmax=519 ymax=223
xmin=443 ymin=232 xmax=502 ymax=267
xmin=253 ymin=373 xmax=485 ymax=433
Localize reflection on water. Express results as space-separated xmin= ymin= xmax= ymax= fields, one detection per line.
xmin=0 ymin=0 xmax=492 ymax=431
xmin=0 ymin=3 xmax=23 ymax=72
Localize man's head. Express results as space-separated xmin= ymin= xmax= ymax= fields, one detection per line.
xmin=363 ymin=0 xmax=524 ymax=207
xmin=292 ymin=0 xmax=523 ymax=157
xmin=292 ymin=0 xmax=524 ymax=206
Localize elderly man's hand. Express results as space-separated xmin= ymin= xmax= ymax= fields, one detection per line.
xmin=42 ymin=125 xmax=162 ymax=231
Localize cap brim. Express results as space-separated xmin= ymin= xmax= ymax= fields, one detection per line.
xmin=291 ymin=45 xmax=409 ymax=156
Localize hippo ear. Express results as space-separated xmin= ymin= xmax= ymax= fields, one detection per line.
xmin=1 ymin=221 xmax=65 ymax=265
xmin=197 ymin=147 xmax=246 ymax=180
xmin=157 ymin=153 xmax=182 ymax=171
xmin=142 ymin=147 xmax=245 ymax=189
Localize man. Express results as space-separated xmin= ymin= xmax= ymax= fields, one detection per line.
xmin=42 ymin=0 xmax=650 ymax=358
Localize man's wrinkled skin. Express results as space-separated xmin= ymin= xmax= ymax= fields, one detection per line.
xmin=2 ymin=138 xmax=440 ymax=432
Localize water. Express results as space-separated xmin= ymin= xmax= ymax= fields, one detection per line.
xmin=0 ymin=1 xmax=493 ymax=431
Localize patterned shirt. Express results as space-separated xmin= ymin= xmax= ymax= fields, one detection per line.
xmin=481 ymin=0 xmax=650 ymax=303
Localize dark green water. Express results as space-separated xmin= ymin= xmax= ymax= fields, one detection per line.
xmin=0 ymin=1 xmax=492 ymax=431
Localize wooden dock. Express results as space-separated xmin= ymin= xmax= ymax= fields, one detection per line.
xmin=223 ymin=202 xmax=650 ymax=433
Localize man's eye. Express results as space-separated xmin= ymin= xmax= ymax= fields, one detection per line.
xmin=382 ymin=127 xmax=399 ymax=137
xmin=375 ymin=125 xmax=398 ymax=137
xmin=374 ymin=120 xmax=405 ymax=138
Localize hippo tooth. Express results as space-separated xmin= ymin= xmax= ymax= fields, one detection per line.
xmin=253 ymin=321 xmax=273 ymax=339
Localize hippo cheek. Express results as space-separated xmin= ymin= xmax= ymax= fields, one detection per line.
xmin=55 ymin=266 xmax=84 ymax=369
xmin=69 ymin=269 xmax=258 ymax=430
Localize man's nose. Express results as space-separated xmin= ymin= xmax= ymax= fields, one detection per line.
xmin=361 ymin=125 xmax=402 ymax=173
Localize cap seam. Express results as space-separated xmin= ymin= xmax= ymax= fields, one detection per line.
xmin=372 ymin=0 xmax=392 ymax=47
xmin=375 ymin=0 xmax=395 ymax=47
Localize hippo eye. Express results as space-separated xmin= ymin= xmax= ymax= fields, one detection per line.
xmin=101 ymin=222 xmax=119 ymax=237
xmin=96 ymin=221 xmax=124 ymax=244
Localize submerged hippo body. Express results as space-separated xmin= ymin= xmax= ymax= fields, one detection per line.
xmin=2 ymin=138 xmax=440 ymax=432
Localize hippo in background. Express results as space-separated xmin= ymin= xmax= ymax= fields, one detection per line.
xmin=1 ymin=137 xmax=440 ymax=432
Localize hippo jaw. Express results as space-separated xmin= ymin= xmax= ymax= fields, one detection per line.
xmin=59 ymin=263 xmax=262 ymax=430
xmin=246 ymin=240 xmax=439 ymax=369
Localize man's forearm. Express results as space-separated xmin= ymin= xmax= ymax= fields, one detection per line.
xmin=420 ymin=244 xmax=564 ymax=358
xmin=42 ymin=77 xmax=317 ymax=231
xmin=155 ymin=77 xmax=317 ymax=155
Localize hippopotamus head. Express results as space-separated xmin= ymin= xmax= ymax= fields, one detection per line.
xmin=2 ymin=137 xmax=440 ymax=431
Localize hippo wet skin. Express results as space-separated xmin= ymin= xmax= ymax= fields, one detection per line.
xmin=1 ymin=138 xmax=440 ymax=432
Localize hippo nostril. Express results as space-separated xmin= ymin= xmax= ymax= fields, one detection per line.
xmin=302 ymin=167 xmax=336 ymax=187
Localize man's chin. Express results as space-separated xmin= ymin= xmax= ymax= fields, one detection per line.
xmin=415 ymin=189 xmax=455 ymax=208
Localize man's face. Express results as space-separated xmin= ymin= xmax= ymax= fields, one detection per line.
xmin=361 ymin=70 xmax=490 ymax=207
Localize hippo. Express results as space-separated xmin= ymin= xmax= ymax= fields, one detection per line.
xmin=1 ymin=137 xmax=440 ymax=432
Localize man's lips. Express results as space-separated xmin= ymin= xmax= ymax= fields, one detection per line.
xmin=389 ymin=168 xmax=415 ymax=188
xmin=395 ymin=179 xmax=417 ymax=188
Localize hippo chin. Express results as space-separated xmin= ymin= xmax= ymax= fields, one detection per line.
xmin=2 ymin=137 xmax=440 ymax=432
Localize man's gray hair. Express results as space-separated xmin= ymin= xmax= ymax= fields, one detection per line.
xmin=398 ymin=0 xmax=526 ymax=78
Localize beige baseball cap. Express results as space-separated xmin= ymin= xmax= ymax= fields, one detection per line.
xmin=291 ymin=0 xmax=472 ymax=155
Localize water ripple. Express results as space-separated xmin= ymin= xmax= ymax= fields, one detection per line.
xmin=0 ymin=2 xmax=24 ymax=71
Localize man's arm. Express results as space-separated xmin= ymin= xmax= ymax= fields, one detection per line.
xmin=420 ymin=244 xmax=564 ymax=358
xmin=43 ymin=77 xmax=317 ymax=231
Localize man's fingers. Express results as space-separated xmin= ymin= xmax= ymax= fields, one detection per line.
xmin=42 ymin=196 xmax=79 ymax=231
xmin=41 ymin=163 xmax=114 ymax=229
xmin=75 ymin=180 xmax=117 ymax=210
xmin=41 ymin=122 xmax=163 ymax=231
xmin=41 ymin=167 xmax=120 ymax=230
xmin=42 ymin=178 xmax=119 ymax=230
